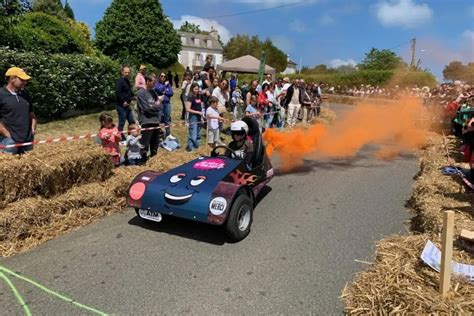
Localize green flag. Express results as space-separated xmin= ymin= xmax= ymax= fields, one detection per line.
xmin=258 ymin=50 xmax=266 ymax=86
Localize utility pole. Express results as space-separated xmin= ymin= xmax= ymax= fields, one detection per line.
xmin=410 ymin=38 xmax=416 ymax=70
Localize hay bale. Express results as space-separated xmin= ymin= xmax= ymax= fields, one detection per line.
xmin=408 ymin=133 xmax=474 ymax=235
xmin=0 ymin=147 xmax=209 ymax=257
xmin=342 ymin=234 xmax=474 ymax=315
xmin=0 ymin=142 xmax=113 ymax=206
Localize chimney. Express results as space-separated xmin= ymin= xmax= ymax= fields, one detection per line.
xmin=209 ymin=26 xmax=218 ymax=40
xmin=287 ymin=54 xmax=290 ymax=62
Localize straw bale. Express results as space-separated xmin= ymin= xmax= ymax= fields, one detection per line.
xmin=0 ymin=142 xmax=113 ymax=207
xmin=408 ymin=133 xmax=473 ymax=235
xmin=342 ymin=234 xmax=474 ymax=315
xmin=0 ymin=147 xmax=209 ymax=256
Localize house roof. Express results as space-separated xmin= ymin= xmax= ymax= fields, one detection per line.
xmin=178 ymin=31 xmax=223 ymax=51
xmin=287 ymin=60 xmax=297 ymax=65
xmin=216 ymin=55 xmax=276 ymax=75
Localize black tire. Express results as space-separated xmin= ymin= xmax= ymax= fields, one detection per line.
xmin=225 ymin=194 xmax=253 ymax=242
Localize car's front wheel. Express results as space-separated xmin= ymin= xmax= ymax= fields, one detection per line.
xmin=225 ymin=194 xmax=253 ymax=242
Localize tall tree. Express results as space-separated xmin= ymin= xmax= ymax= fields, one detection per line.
xmin=224 ymin=34 xmax=287 ymax=72
xmin=179 ymin=21 xmax=203 ymax=34
xmin=64 ymin=0 xmax=74 ymax=20
xmin=358 ymin=48 xmax=404 ymax=71
xmin=95 ymin=0 xmax=180 ymax=68
xmin=31 ymin=0 xmax=66 ymax=19
xmin=442 ymin=61 xmax=467 ymax=81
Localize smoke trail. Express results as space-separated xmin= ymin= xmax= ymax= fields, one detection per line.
xmin=264 ymin=97 xmax=428 ymax=171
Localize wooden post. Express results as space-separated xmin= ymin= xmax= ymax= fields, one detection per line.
xmin=440 ymin=211 xmax=454 ymax=297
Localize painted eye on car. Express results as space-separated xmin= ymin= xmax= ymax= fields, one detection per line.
xmin=190 ymin=176 xmax=206 ymax=187
xmin=170 ymin=173 xmax=186 ymax=184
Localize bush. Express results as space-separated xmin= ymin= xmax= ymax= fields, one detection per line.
xmin=13 ymin=12 xmax=88 ymax=54
xmin=0 ymin=47 xmax=120 ymax=118
xmin=232 ymin=70 xmax=436 ymax=89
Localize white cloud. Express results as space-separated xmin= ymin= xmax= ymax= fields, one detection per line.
xmin=271 ymin=35 xmax=294 ymax=53
xmin=319 ymin=13 xmax=335 ymax=26
xmin=328 ymin=58 xmax=357 ymax=68
xmin=375 ymin=0 xmax=433 ymax=28
xmin=462 ymin=30 xmax=474 ymax=42
xmin=289 ymin=19 xmax=306 ymax=32
xmin=171 ymin=15 xmax=232 ymax=43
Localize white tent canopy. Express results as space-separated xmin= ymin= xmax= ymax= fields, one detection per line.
xmin=216 ymin=55 xmax=276 ymax=76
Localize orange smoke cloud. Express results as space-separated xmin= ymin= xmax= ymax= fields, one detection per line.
xmin=263 ymin=97 xmax=428 ymax=171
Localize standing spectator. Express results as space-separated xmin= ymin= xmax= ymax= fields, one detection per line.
xmin=274 ymin=78 xmax=286 ymax=128
xmin=0 ymin=67 xmax=37 ymax=154
xmin=186 ymin=83 xmax=204 ymax=151
xmin=212 ymin=79 xmax=230 ymax=113
xmin=126 ymin=123 xmax=144 ymax=165
xmin=258 ymin=83 xmax=271 ymax=127
xmin=98 ymin=113 xmax=121 ymax=166
xmin=155 ymin=72 xmax=174 ymax=137
xmin=285 ymin=79 xmax=304 ymax=128
xmin=137 ymin=74 xmax=163 ymax=161
xmin=174 ymin=73 xmax=179 ymax=89
xmin=167 ymin=71 xmax=173 ymax=85
xmin=204 ymin=54 xmax=213 ymax=71
xmin=115 ymin=65 xmax=135 ymax=141
xmin=246 ymin=80 xmax=259 ymax=106
xmin=180 ymin=72 xmax=192 ymax=120
xmin=230 ymin=74 xmax=238 ymax=96
xmin=240 ymin=81 xmax=249 ymax=99
xmin=263 ymin=74 xmax=272 ymax=86
xmin=135 ymin=65 xmax=147 ymax=91
xmin=206 ymin=96 xmax=225 ymax=148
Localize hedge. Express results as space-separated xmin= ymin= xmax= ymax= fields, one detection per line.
xmin=231 ymin=70 xmax=437 ymax=89
xmin=0 ymin=47 xmax=120 ymax=118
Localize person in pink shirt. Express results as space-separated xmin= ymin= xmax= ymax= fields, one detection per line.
xmin=99 ymin=113 xmax=121 ymax=166
xmin=135 ymin=65 xmax=147 ymax=91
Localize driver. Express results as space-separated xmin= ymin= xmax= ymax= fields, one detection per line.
xmin=227 ymin=120 xmax=254 ymax=166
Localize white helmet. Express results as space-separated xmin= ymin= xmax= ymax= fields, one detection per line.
xmin=230 ymin=120 xmax=249 ymax=134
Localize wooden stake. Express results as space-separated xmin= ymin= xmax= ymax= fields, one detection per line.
xmin=440 ymin=211 xmax=454 ymax=297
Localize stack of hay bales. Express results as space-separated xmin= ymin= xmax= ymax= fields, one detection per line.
xmin=0 ymin=142 xmax=209 ymax=257
xmin=0 ymin=142 xmax=113 ymax=206
xmin=342 ymin=133 xmax=474 ymax=314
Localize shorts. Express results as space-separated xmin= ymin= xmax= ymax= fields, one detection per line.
xmin=207 ymin=128 xmax=220 ymax=144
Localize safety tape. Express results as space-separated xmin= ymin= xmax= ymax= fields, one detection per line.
xmin=0 ymin=108 xmax=300 ymax=150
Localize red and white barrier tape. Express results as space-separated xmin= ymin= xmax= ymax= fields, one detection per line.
xmin=0 ymin=109 xmax=289 ymax=150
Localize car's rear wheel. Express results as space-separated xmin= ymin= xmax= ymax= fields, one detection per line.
xmin=225 ymin=194 xmax=253 ymax=242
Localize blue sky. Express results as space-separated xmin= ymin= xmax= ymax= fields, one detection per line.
xmin=67 ymin=0 xmax=473 ymax=79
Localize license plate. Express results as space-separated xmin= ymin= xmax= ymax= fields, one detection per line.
xmin=138 ymin=209 xmax=162 ymax=222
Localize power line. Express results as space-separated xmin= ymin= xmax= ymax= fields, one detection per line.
xmin=203 ymin=0 xmax=310 ymax=19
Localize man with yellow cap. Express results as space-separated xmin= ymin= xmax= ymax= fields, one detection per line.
xmin=0 ymin=67 xmax=37 ymax=154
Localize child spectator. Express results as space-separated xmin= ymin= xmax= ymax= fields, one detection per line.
xmin=245 ymin=95 xmax=259 ymax=116
xmin=206 ymin=96 xmax=226 ymax=149
xmin=126 ymin=123 xmax=144 ymax=165
xmin=99 ymin=113 xmax=121 ymax=166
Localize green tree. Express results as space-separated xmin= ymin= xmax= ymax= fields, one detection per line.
xmin=95 ymin=0 xmax=180 ymax=68
xmin=64 ymin=0 xmax=74 ymax=20
xmin=179 ymin=21 xmax=202 ymax=34
xmin=442 ymin=61 xmax=467 ymax=81
xmin=1 ymin=0 xmax=31 ymax=46
xmin=358 ymin=48 xmax=404 ymax=71
xmin=13 ymin=12 xmax=87 ymax=54
xmin=31 ymin=0 xmax=66 ymax=19
xmin=224 ymin=34 xmax=287 ymax=72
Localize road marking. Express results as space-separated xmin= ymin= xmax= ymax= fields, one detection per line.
xmin=0 ymin=266 xmax=108 ymax=316
xmin=0 ymin=271 xmax=32 ymax=316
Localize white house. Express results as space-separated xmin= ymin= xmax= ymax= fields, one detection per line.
xmin=282 ymin=55 xmax=298 ymax=75
xmin=177 ymin=27 xmax=224 ymax=71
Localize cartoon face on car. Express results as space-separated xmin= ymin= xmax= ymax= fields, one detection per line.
xmin=164 ymin=172 xmax=207 ymax=205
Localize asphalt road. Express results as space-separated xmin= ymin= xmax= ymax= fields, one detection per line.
xmin=0 ymin=104 xmax=418 ymax=315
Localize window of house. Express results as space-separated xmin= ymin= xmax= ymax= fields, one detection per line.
xmin=195 ymin=54 xmax=202 ymax=62
xmin=207 ymin=39 xmax=212 ymax=48
xmin=181 ymin=36 xmax=186 ymax=45
xmin=194 ymin=38 xmax=200 ymax=46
